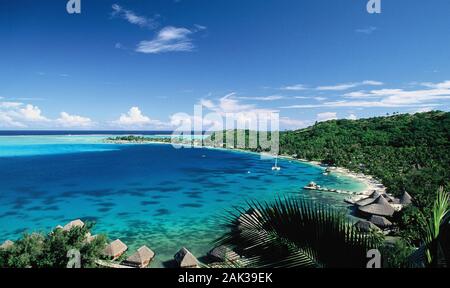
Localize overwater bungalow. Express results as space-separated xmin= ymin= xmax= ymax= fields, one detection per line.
xmin=207 ymin=246 xmax=240 ymax=263
xmin=103 ymin=239 xmax=128 ymax=260
xmin=84 ymin=232 xmax=98 ymax=244
xmin=123 ymin=246 xmax=155 ymax=268
xmin=174 ymin=247 xmax=199 ymax=268
xmin=357 ymin=196 xmax=395 ymax=217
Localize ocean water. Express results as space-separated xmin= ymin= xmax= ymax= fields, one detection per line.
xmin=0 ymin=134 xmax=366 ymax=267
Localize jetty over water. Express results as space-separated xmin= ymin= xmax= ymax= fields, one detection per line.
xmin=303 ymin=181 xmax=358 ymax=195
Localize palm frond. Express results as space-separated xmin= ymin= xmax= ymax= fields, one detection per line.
xmin=408 ymin=187 xmax=450 ymax=267
xmin=214 ymin=196 xmax=382 ymax=268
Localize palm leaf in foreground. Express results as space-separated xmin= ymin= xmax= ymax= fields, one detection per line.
xmin=408 ymin=187 xmax=450 ymax=267
xmin=214 ymin=197 xmax=383 ymax=268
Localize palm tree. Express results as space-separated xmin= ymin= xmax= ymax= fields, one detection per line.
xmin=214 ymin=197 xmax=383 ymax=268
xmin=408 ymin=187 xmax=450 ymax=267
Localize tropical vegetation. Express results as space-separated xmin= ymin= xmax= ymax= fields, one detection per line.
xmin=215 ymin=188 xmax=449 ymax=268
xmin=0 ymin=223 xmax=106 ymax=268
xmin=211 ymin=111 xmax=450 ymax=244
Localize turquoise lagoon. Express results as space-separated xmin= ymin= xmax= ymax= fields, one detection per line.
xmin=0 ymin=134 xmax=366 ymax=267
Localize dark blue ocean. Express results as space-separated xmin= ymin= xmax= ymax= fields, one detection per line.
xmin=0 ymin=133 xmax=365 ymax=266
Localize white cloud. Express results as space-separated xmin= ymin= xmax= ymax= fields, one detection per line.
xmin=115 ymin=107 xmax=152 ymax=126
xmin=355 ymin=26 xmax=377 ymax=34
xmin=0 ymin=102 xmax=49 ymax=128
xmin=414 ymin=107 xmax=433 ymax=113
xmin=136 ymin=26 xmax=196 ymax=54
xmin=317 ymin=112 xmax=337 ymax=122
xmin=199 ymin=99 xmax=215 ymax=109
xmin=113 ymin=107 xmax=171 ymax=130
xmin=362 ymin=80 xmax=383 ymax=86
xmin=421 ymin=80 xmax=450 ymax=89
xmin=317 ymin=80 xmax=383 ymax=91
xmin=279 ymin=117 xmax=310 ymax=129
xmin=281 ymin=80 xmax=450 ymax=109
xmin=0 ymin=113 xmax=26 ymax=128
xmin=56 ymin=112 xmax=93 ymax=128
xmin=347 ymin=114 xmax=357 ymax=120
xmin=281 ymin=84 xmax=307 ymax=91
xmin=18 ymin=104 xmax=49 ymax=122
xmin=112 ymin=4 xmax=158 ymax=29
xmin=177 ymin=93 xmax=281 ymax=131
xmin=236 ymin=95 xmax=285 ymax=101
xmin=0 ymin=101 xmax=23 ymax=108
xmin=343 ymin=91 xmax=372 ymax=98
xmin=317 ymin=83 xmax=359 ymax=91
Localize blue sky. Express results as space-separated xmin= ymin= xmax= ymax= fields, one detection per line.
xmin=0 ymin=0 xmax=449 ymax=130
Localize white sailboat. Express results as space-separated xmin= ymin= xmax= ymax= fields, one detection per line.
xmin=272 ymin=156 xmax=281 ymax=171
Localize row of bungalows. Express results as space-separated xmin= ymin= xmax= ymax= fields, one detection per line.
xmin=1 ymin=218 xmax=242 ymax=269
xmin=354 ymin=191 xmax=413 ymax=232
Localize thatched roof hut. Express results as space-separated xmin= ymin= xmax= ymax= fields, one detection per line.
xmin=369 ymin=215 xmax=393 ymax=229
xmin=83 ymin=232 xmax=98 ymax=244
xmin=63 ymin=219 xmax=85 ymax=231
xmin=355 ymin=197 xmax=377 ymax=207
xmin=355 ymin=191 xmax=383 ymax=207
xmin=382 ymin=194 xmax=395 ymax=203
xmin=358 ymin=196 xmax=395 ymax=217
xmin=399 ymin=191 xmax=413 ymax=205
xmin=207 ymin=246 xmax=240 ymax=262
xmin=368 ymin=191 xmax=381 ymax=198
xmin=174 ymin=247 xmax=199 ymax=268
xmin=0 ymin=240 xmax=14 ymax=250
xmin=354 ymin=220 xmax=381 ymax=232
xmin=103 ymin=239 xmax=128 ymax=260
xmin=123 ymin=246 xmax=155 ymax=268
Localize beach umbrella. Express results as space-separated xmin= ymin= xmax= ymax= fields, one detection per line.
xmin=123 ymin=246 xmax=155 ymax=268
xmin=174 ymin=247 xmax=199 ymax=268
xmin=358 ymin=196 xmax=395 ymax=217
xmin=103 ymin=239 xmax=128 ymax=260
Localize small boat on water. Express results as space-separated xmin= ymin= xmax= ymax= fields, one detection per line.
xmin=272 ymin=156 xmax=281 ymax=171
xmin=304 ymin=181 xmax=320 ymax=190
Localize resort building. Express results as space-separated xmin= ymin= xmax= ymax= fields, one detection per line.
xmin=103 ymin=239 xmax=128 ymax=260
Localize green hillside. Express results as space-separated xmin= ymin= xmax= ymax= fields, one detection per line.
xmin=279 ymin=111 xmax=450 ymax=243
xmin=212 ymin=111 xmax=450 ymax=243
xmin=280 ymin=111 xmax=449 ymax=202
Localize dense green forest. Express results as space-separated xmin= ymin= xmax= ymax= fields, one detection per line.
xmin=211 ymin=111 xmax=450 ymax=244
